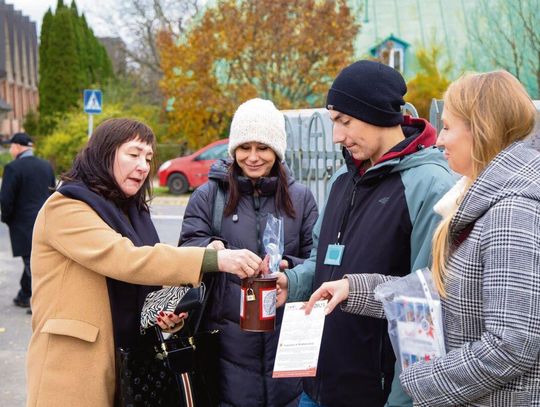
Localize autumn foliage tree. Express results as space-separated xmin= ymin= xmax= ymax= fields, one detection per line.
xmin=158 ymin=0 xmax=359 ymax=149
xmin=406 ymin=44 xmax=452 ymax=120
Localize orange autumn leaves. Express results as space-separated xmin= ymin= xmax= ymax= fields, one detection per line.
xmin=158 ymin=0 xmax=359 ymax=150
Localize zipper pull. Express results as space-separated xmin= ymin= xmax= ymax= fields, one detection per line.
xmin=350 ymin=185 xmax=357 ymax=207
xmin=253 ymin=195 xmax=260 ymax=210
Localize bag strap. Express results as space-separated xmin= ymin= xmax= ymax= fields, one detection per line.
xmin=191 ymin=276 xmax=215 ymax=335
xmin=211 ymin=179 xmax=225 ymax=236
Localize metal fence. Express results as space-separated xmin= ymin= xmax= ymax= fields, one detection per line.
xmin=283 ymin=108 xmax=340 ymax=206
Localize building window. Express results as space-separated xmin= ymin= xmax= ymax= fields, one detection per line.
xmin=389 ymin=48 xmax=404 ymax=72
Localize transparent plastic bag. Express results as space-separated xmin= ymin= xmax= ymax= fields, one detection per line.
xmin=260 ymin=214 xmax=284 ymax=276
xmin=374 ymin=268 xmax=446 ymax=369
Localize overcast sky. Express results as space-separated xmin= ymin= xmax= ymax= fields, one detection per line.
xmin=7 ymin=0 xmax=111 ymax=37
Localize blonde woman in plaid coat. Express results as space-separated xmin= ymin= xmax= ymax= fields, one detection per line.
xmin=306 ymin=71 xmax=540 ymax=406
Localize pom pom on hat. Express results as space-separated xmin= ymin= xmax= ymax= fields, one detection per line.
xmin=228 ymin=98 xmax=286 ymax=161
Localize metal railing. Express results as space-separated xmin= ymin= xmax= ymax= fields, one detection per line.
xmin=284 ymin=109 xmax=342 ymax=207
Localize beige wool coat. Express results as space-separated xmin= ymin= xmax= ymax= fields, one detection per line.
xmin=26 ymin=192 xmax=209 ymax=407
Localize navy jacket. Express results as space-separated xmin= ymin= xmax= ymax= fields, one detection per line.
xmin=0 ymin=151 xmax=55 ymax=256
xmin=179 ymin=159 xmax=318 ymax=407
xmin=288 ymin=117 xmax=455 ymax=407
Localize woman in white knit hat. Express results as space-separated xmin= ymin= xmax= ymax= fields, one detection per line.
xmin=179 ymin=98 xmax=319 ymax=406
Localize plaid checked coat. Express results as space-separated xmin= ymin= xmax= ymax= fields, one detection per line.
xmin=344 ymin=141 xmax=540 ymax=406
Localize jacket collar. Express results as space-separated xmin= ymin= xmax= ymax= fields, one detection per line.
xmin=16 ymin=149 xmax=33 ymax=159
xmin=237 ymin=175 xmax=278 ymax=196
xmin=433 ymin=176 xmax=469 ymax=218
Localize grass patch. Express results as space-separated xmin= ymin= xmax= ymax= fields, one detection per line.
xmin=153 ymin=186 xmax=173 ymax=196
xmin=0 ymin=151 xmax=12 ymax=177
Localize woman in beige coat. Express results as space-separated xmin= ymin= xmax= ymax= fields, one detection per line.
xmin=26 ymin=118 xmax=261 ymax=407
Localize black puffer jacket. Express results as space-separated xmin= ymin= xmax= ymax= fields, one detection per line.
xmin=179 ymin=158 xmax=318 ymax=407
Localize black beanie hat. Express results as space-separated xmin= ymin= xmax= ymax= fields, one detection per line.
xmin=326 ymin=60 xmax=407 ymax=127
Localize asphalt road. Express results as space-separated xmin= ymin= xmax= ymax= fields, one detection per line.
xmin=0 ymin=199 xmax=187 ymax=406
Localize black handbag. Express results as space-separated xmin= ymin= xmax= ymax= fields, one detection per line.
xmin=157 ymin=325 xmax=220 ymax=407
xmin=160 ymin=276 xmax=220 ymax=407
xmin=117 ymin=280 xmax=219 ymax=407
xmin=116 ymin=344 xmax=181 ymax=406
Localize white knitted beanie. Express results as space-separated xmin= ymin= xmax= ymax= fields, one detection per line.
xmin=228 ymin=98 xmax=286 ymax=161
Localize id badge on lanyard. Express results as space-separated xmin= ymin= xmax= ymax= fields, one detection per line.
xmin=324 ymin=243 xmax=345 ymax=266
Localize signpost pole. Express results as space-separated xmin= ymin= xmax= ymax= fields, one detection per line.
xmin=87 ymin=113 xmax=93 ymax=138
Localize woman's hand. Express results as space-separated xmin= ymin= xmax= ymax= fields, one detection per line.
xmin=304 ymin=279 xmax=350 ymax=315
xmin=217 ymin=249 xmax=261 ymax=278
xmin=156 ymin=311 xmax=189 ymax=333
xmin=207 ymin=240 xmax=225 ymax=250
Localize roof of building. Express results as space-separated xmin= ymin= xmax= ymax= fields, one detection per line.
xmin=369 ymin=34 xmax=410 ymax=56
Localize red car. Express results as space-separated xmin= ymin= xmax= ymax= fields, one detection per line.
xmin=158 ymin=139 xmax=229 ymax=195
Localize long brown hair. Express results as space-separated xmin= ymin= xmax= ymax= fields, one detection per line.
xmin=61 ymin=118 xmax=157 ymax=211
xmin=431 ymin=71 xmax=536 ymax=296
xmin=224 ymin=160 xmax=296 ymax=218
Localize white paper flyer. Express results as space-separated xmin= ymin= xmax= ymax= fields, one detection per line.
xmin=272 ymin=300 xmax=327 ymax=378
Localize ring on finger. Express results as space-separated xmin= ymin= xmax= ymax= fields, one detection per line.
xmin=169 ymin=323 xmax=175 ymax=329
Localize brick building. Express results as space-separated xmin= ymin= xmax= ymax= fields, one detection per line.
xmin=0 ymin=0 xmax=38 ymax=136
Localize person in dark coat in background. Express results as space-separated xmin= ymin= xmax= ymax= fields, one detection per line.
xmin=0 ymin=132 xmax=55 ymax=309
xmin=179 ymin=98 xmax=319 ymax=407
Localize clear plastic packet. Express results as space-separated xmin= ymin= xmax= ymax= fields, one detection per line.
xmin=260 ymin=214 xmax=284 ymax=277
xmin=374 ymin=268 xmax=446 ymax=369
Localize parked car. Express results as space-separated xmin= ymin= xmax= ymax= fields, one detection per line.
xmin=158 ymin=138 xmax=229 ymax=195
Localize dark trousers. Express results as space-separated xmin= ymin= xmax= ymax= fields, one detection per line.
xmin=18 ymin=255 xmax=32 ymax=299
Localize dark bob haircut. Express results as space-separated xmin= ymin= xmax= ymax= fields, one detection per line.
xmin=61 ymin=118 xmax=156 ymax=210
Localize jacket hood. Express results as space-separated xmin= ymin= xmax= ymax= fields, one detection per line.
xmin=451 ymin=141 xmax=540 ymax=234
xmin=208 ymin=157 xmax=231 ymax=182
xmin=208 ymin=157 xmax=296 ymax=187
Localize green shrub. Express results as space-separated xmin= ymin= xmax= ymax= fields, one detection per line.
xmin=0 ymin=150 xmax=12 ymax=177
xmin=39 ymin=130 xmax=86 ymax=174
xmin=155 ymin=143 xmax=187 ymax=166
xmin=36 ymin=103 xmax=178 ymax=174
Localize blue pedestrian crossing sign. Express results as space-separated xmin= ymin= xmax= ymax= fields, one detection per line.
xmin=83 ymin=89 xmax=102 ymax=114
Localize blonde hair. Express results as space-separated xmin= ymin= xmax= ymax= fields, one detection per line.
xmin=432 ymin=70 xmax=537 ymax=296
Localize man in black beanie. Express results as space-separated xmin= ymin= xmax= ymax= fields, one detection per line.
xmin=278 ymin=60 xmax=455 ymax=407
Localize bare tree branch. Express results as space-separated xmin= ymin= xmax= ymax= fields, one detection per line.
xmin=466 ymin=0 xmax=538 ymax=97
xmin=89 ymin=0 xmax=201 ymax=102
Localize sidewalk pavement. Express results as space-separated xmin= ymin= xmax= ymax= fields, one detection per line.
xmin=0 ymin=223 xmax=30 ymax=407
xmin=151 ymin=195 xmax=190 ymax=206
